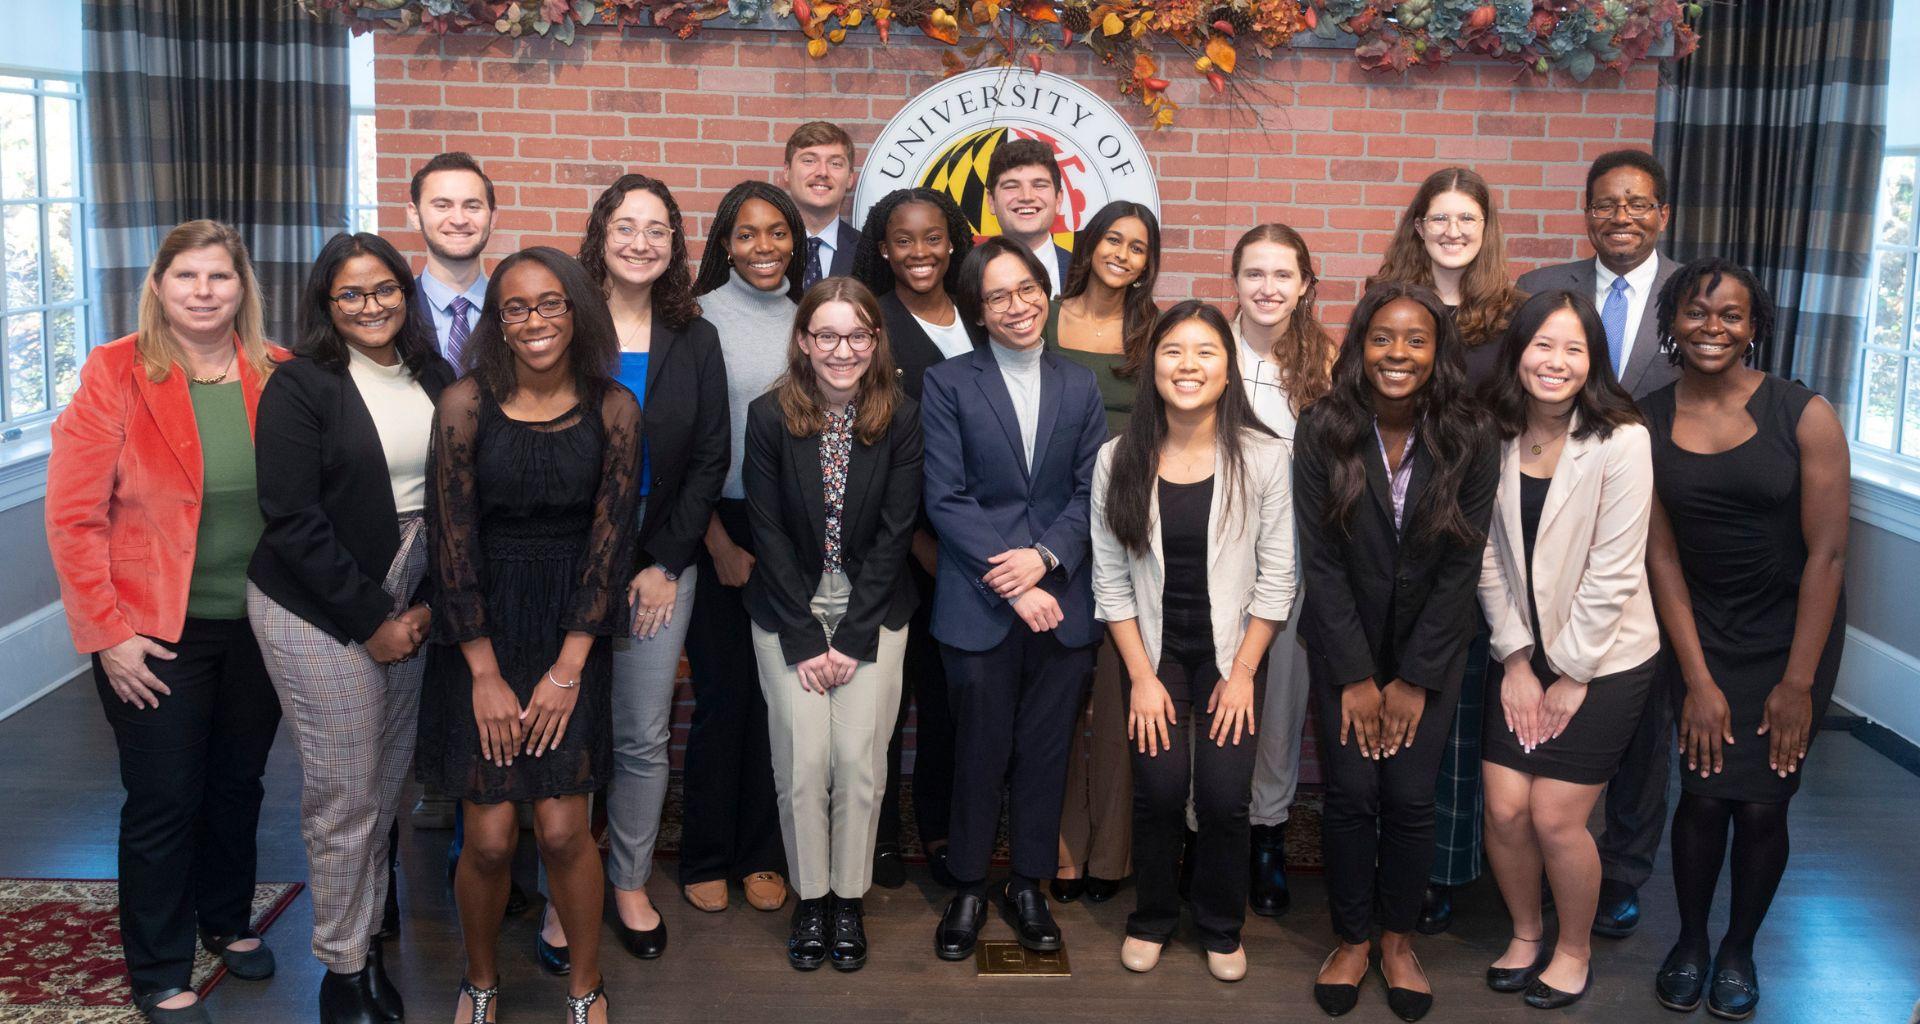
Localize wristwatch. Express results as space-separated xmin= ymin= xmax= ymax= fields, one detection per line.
xmin=1033 ymin=544 xmax=1060 ymax=573
xmin=656 ymin=564 xmax=680 ymax=582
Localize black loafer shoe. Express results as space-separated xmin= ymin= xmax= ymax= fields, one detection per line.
xmin=927 ymin=845 xmax=959 ymax=890
xmin=1049 ymin=877 xmax=1085 ymax=903
xmin=1706 ymin=954 xmax=1759 ymax=1021
xmin=1655 ymin=942 xmax=1709 ymax=1012
xmin=830 ymin=896 xmax=868 ymax=972
xmin=1083 ymin=876 xmax=1120 ymax=903
xmin=319 ymin=967 xmax=381 ymax=1024
xmin=535 ymin=930 xmax=570 ymax=976
xmin=999 ymin=883 xmax=1062 ymax=952
xmin=362 ymin=941 xmax=403 ymax=1022
xmin=934 ymin=892 xmax=987 ymax=961
xmin=787 ymin=897 xmax=830 ymax=971
xmin=134 ymin=986 xmax=213 ymax=1024
xmin=1486 ymin=942 xmax=1549 ymax=993
xmin=1249 ymin=823 xmax=1290 ymax=917
xmin=872 ymin=847 xmax=906 ymax=890
xmin=1524 ymin=968 xmax=1591 ymax=1010
xmin=1592 ymin=882 xmax=1641 ymax=939
xmin=200 ymin=931 xmax=275 ymax=980
xmin=615 ymin=912 xmax=667 ymax=960
xmin=1414 ymin=884 xmax=1452 ymax=936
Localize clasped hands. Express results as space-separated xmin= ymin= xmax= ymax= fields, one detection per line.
xmin=984 ymin=546 xmax=1060 ymax=633
xmin=471 ymin=655 xmax=584 ymax=767
xmin=1498 ymin=658 xmax=1588 ymax=754
xmin=365 ymin=603 xmax=432 ymax=664
xmin=1338 ymin=677 xmax=1429 ymax=760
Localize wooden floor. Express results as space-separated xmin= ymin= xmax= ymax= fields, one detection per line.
xmin=8 ymin=677 xmax=1918 ymax=1023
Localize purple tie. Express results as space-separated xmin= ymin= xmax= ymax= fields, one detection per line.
xmin=804 ymin=236 xmax=825 ymax=290
xmin=447 ymin=296 xmax=472 ymax=369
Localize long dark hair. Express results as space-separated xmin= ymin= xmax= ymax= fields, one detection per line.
xmin=465 ymin=247 xmax=619 ymax=406
xmin=1058 ymin=200 xmax=1161 ymax=381
xmin=851 ymin=187 xmax=974 ymax=300
xmin=1482 ymin=289 xmax=1642 ymax=442
xmin=1105 ymin=301 xmax=1277 ymax=555
xmin=1308 ymin=280 xmax=1487 ymax=547
xmin=1367 ymin=167 xmax=1522 ymax=347
xmin=1655 ymin=256 xmax=1775 ymax=368
xmin=298 ymin=232 xmax=440 ymax=377
xmin=773 ymin=278 xmax=901 ymax=445
xmin=692 ymin=180 xmax=807 ymax=302
xmin=576 ymin=173 xmax=702 ymax=331
xmin=1231 ymin=223 xmax=1335 ymax=411
xmin=954 ymin=236 xmax=1051 ymax=348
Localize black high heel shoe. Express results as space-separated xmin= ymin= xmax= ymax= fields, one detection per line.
xmin=564 ymin=985 xmax=607 ymax=1024
xmin=1524 ymin=962 xmax=1591 ymax=1010
xmin=1378 ymin=954 xmax=1435 ymax=1022
xmin=1486 ymin=936 xmax=1548 ymax=992
xmin=456 ymin=979 xmax=498 ymax=1024
xmin=1311 ymin=949 xmax=1361 ymax=1017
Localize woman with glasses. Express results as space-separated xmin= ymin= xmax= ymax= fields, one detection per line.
xmin=417 ymin=247 xmax=639 ymax=1024
xmin=743 ymin=278 xmax=923 ymax=971
xmin=245 ymin=233 xmax=453 ymax=1024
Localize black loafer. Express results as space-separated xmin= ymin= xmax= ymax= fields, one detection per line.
xmin=1592 ymin=881 xmax=1640 ymax=938
xmin=535 ymin=929 xmax=570 ymax=976
xmin=319 ymin=967 xmax=381 ymax=1024
xmin=363 ymin=940 xmax=403 ymax=1022
xmin=872 ymin=847 xmax=906 ymax=889
xmin=1049 ymin=877 xmax=1085 ymax=903
xmin=1414 ymin=884 xmax=1452 ymax=936
xmin=999 ymin=883 xmax=1062 ymax=952
xmin=200 ymin=931 xmax=275 ymax=980
xmin=1524 ymin=967 xmax=1590 ymax=1010
xmin=615 ymin=912 xmax=667 ymax=960
xmin=1706 ymin=954 xmax=1759 ymax=1020
xmin=1312 ymin=951 xmax=1360 ymax=1017
xmin=934 ymin=892 xmax=987 ymax=961
xmin=830 ymin=896 xmax=868 ymax=972
xmin=1655 ymin=942 xmax=1709 ymax=1012
xmin=134 ymin=987 xmax=213 ymax=1024
xmin=1249 ymin=823 xmax=1290 ymax=916
xmin=1083 ymin=876 xmax=1120 ymax=903
xmin=927 ymin=845 xmax=959 ymax=890
xmin=787 ymin=897 xmax=829 ymax=971
xmin=1486 ymin=941 xmax=1549 ymax=993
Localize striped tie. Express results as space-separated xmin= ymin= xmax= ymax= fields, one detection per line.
xmin=447 ymin=296 xmax=472 ymax=369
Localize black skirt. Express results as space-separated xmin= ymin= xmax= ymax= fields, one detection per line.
xmin=1482 ymin=654 xmax=1656 ymax=785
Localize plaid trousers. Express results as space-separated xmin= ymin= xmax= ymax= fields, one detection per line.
xmin=1430 ymin=626 xmax=1491 ymax=888
xmin=247 ymin=515 xmax=427 ymax=972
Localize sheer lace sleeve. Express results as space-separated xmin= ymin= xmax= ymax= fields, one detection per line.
xmin=562 ymin=386 xmax=642 ymax=635
xmin=428 ymin=378 xmax=490 ymax=644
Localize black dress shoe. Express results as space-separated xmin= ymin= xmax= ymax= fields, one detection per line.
xmin=503 ymin=881 xmax=528 ymax=917
xmin=787 ymin=897 xmax=830 ymax=971
xmin=1486 ymin=941 xmax=1549 ymax=993
xmin=1248 ymin=823 xmax=1290 ymax=916
xmin=1312 ymin=951 xmax=1360 ymax=1017
xmin=1592 ymin=882 xmax=1641 ymax=938
xmin=134 ymin=986 xmax=213 ymax=1024
xmin=1524 ymin=967 xmax=1590 ymax=1009
xmin=319 ymin=967 xmax=381 ymax=1024
xmin=535 ymin=929 xmax=570 ymax=976
xmin=1414 ymin=884 xmax=1452 ymax=936
xmin=1048 ymin=877 xmax=1085 ymax=903
xmin=1177 ymin=828 xmax=1199 ymax=900
xmin=927 ymin=845 xmax=959 ymax=890
xmin=200 ymin=930 xmax=275 ymax=980
xmin=1380 ymin=961 xmax=1435 ymax=1023
xmin=830 ymin=896 xmax=868 ymax=972
xmin=1706 ymin=953 xmax=1759 ymax=1021
xmin=362 ymin=940 xmax=403 ymax=1022
xmin=1082 ymin=876 xmax=1120 ymax=903
xmin=614 ymin=912 xmax=667 ymax=960
xmin=1654 ymin=942 xmax=1709 ymax=1012
xmin=934 ymin=891 xmax=987 ymax=960
xmin=376 ymin=884 xmax=400 ymax=942
xmin=872 ymin=846 xmax=906 ymax=889
xmin=999 ymin=883 xmax=1062 ymax=952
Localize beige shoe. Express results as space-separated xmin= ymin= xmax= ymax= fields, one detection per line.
xmin=742 ymin=871 xmax=787 ymax=911
xmin=1120 ymin=936 xmax=1163 ymax=973
xmin=1207 ymin=946 xmax=1248 ymax=982
xmin=682 ymin=880 xmax=728 ymax=913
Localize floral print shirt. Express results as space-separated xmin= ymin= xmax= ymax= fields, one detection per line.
xmin=820 ymin=402 xmax=856 ymax=574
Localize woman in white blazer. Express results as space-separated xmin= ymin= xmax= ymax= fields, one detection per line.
xmin=1473 ymin=290 xmax=1659 ymax=1010
xmin=1090 ymin=302 xmax=1294 ymax=984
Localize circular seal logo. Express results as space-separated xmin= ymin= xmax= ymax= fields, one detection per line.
xmin=853 ymin=68 xmax=1160 ymax=250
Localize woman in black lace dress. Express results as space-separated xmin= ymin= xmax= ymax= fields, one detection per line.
xmin=418 ymin=247 xmax=640 ymax=1024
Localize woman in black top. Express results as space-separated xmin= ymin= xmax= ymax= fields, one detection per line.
xmin=1295 ymin=281 xmax=1497 ymax=1022
xmin=1643 ymin=259 xmax=1848 ymax=1021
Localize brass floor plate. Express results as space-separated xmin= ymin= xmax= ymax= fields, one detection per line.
xmin=975 ymin=939 xmax=1071 ymax=977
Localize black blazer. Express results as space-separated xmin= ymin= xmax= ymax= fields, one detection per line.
xmin=1292 ymin=407 xmax=1498 ymax=693
xmin=741 ymin=391 xmax=924 ymax=664
xmin=634 ymin=316 xmax=730 ymax=575
xmin=880 ymin=290 xmax=960 ymax=403
xmin=247 ymin=352 xmax=456 ymax=644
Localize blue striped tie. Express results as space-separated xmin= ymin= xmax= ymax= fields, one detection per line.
xmin=1601 ymin=276 xmax=1630 ymax=376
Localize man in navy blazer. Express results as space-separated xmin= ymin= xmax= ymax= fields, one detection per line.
xmin=781 ymin=120 xmax=860 ymax=288
xmin=986 ymin=138 xmax=1075 ymax=296
xmin=920 ymin=238 xmax=1107 ymax=961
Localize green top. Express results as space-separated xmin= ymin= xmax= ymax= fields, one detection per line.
xmin=1043 ymin=303 xmax=1135 ymax=438
xmin=185 ymin=380 xmax=262 ymax=620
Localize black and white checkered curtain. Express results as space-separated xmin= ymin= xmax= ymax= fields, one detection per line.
xmin=83 ymin=0 xmax=348 ymax=347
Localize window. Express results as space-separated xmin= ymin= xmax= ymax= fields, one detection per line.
xmin=0 ymin=71 xmax=88 ymax=430
xmin=1857 ymin=149 xmax=1920 ymax=454
xmin=348 ymin=106 xmax=377 ymax=234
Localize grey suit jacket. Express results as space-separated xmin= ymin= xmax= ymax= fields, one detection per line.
xmin=1516 ymin=253 xmax=1679 ymax=400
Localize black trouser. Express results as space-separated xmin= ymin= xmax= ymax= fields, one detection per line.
xmin=1129 ymin=648 xmax=1262 ymax=952
xmin=941 ymin=622 xmax=1092 ymax=884
xmin=878 ymin=561 xmax=954 ymax=851
xmin=1311 ymin=657 xmax=1460 ymax=944
xmin=93 ymin=617 xmax=281 ymax=996
xmin=1599 ymin=660 xmax=1675 ymax=891
xmin=679 ymin=499 xmax=784 ymax=885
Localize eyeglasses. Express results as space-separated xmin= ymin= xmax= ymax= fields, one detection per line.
xmin=499 ymin=298 xmax=573 ymax=323
xmin=804 ymin=329 xmax=877 ymax=353
xmin=1586 ymin=198 xmax=1662 ymax=219
xmin=984 ymin=281 xmax=1046 ymax=313
xmin=610 ymin=223 xmax=673 ymax=246
xmin=1421 ymin=213 xmax=1482 ymax=232
xmin=330 ymin=282 xmax=405 ymax=312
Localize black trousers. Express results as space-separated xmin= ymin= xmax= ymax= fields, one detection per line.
xmin=679 ymin=499 xmax=784 ymax=884
xmin=942 ymin=622 xmax=1092 ymax=884
xmin=1129 ymin=649 xmax=1262 ymax=952
xmin=1598 ymin=655 xmax=1675 ymax=890
xmin=1311 ymin=658 xmax=1460 ymax=944
xmin=93 ymin=617 xmax=281 ymax=995
xmin=878 ymin=561 xmax=954 ymax=851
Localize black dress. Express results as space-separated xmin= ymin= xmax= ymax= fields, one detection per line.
xmin=1642 ymin=373 xmax=1845 ymax=802
xmin=417 ymin=379 xmax=641 ymax=804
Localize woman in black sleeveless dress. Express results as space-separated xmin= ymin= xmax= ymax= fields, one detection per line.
xmin=1640 ymin=259 xmax=1848 ymax=1021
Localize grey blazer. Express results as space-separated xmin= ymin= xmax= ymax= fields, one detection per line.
xmin=1516 ymin=253 xmax=1679 ymax=400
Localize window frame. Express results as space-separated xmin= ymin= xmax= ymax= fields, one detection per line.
xmin=1854 ymin=144 xmax=1920 ymax=457
xmin=0 ymin=69 xmax=91 ymax=435
xmin=346 ymin=103 xmax=378 ymax=235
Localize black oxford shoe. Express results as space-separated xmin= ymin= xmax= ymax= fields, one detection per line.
xmin=934 ymin=891 xmax=987 ymax=961
xmin=1249 ymin=823 xmax=1290 ymax=916
xmin=830 ymin=896 xmax=868 ymax=972
xmin=1000 ymin=883 xmax=1062 ymax=952
xmin=787 ymin=897 xmax=829 ymax=971
xmin=1592 ymin=882 xmax=1641 ymax=938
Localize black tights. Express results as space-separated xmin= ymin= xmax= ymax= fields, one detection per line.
xmin=1669 ymin=792 xmax=1791 ymax=963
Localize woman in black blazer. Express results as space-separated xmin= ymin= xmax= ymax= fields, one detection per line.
xmin=245 ymin=232 xmax=453 ymax=1024
xmin=742 ymin=277 xmax=922 ymax=972
xmin=1295 ymin=281 xmax=1498 ymax=1023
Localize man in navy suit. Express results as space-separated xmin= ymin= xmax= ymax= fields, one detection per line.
xmin=780 ymin=120 xmax=860 ymax=289
xmin=986 ymin=138 xmax=1074 ymax=296
xmin=1514 ymin=148 xmax=1679 ymax=939
xmin=921 ymin=237 xmax=1107 ymax=961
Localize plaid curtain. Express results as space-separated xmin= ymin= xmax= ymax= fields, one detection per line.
xmin=1654 ymin=0 xmax=1890 ymax=409
xmin=83 ymin=0 xmax=348 ymax=347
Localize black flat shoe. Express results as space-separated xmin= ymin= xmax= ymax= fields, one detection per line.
xmin=1592 ymin=880 xmax=1640 ymax=938
xmin=1654 ymin=942 xmax=1709 ymax=1012
xmin=614 ymin=912 xmax=667 ymax=960
xmin=1524 ymin=967 xmax=1591 ymax=1010
xmin=872 ymin=846 xmax=906 ymax=889
xmin=1706 ymin=954 xmax=1759 ymax=1021
xmin=1311 ymin=951 xmax=1361 ymax=1017
xmin=927 ymin=845 xmax=959 ymax=890
xmin=1248 ymin=823 xmax=1290 ymax=917
xmin=200 ymin=930 xmax=275 ymax=980
xmin=319 ymin=967 xmax=381 ymax=1024
xmin=934 ymin=892 xmax=987 ymax=961
xmin=787 ymin=897 xmax=830 ymax=971
xmin=504 ymin=881 xmax=529 ymax=917
xmin=830 ymin=896 xmax=868 ymax=972
xmin=1379 ymin=956 xmax=1435 ymax=1022
xmin=1083 ymin=876 xmax=1120 ymax=903
xmin=1414 ymin=884 xmax=1452 ymax=936
xmin=1048 ymin=877 xmax=1085 ymax=903
xmin=536 ymin=930 xmax=571 ymax=976
xmin=363 ymin=939 xmax=403 ymax=1022
xmin=563 ymin=985 xmax=606 ymax=1024
xmin=1486 ymin=938 xmax=1549 ymax=993
xmin=999 ymin=882 xmax=1062 ymax=952
xmin=134 ymin=987 xmax=212 ymax=1024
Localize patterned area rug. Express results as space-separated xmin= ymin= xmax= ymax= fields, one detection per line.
xmin=0 ymin=879 xmax=302 ymax=1024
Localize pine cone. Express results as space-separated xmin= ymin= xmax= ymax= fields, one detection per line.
xmin=1063 ymin=3 xmax=1092 ymax=34
xmin=1214 ymin=4 xmax=1255 ymax=36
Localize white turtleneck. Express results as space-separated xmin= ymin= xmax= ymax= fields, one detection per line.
xmin=990 ymin=338 xmax=1044 ymax=469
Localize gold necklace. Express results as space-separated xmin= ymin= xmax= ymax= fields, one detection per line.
xmin=1525 ymin=423 xmax=1569 ymax=456
xmin=190 ymin=352 xmax=236 ymax=386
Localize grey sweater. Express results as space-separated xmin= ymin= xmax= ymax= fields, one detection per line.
xmin=705 ymin=269 xmax=798 ymax=499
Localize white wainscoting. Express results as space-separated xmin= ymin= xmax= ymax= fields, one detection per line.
xmin=0 ymin=601 xmax=85 ymax=721
xmin=1834 ymin=626 xmax=1920 ymax=748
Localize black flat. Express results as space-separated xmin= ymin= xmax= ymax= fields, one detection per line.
xmin=200 ymin=930 xmax=275 ymax=980
xmin=133 ymin=987 xmax=212 ymax=1024
xmin=1048 ymin=877 xmax=1085 ymax=903
xmin=1655 ymin=942 xmax=1709 ymax=1012
xmin=1706 ymin=954 xmax=1759 ymax=1021
xmin=1524 ymin=967 xmax=1590 ymax=1010
xmin=1486 ymin=938 xmax=1548 ymax=993
xmin=614 ymin=913 xmax=667 ymax=960
xmin=1312 ymin=951 xmax=1360 ymax=1017
xmin=1082 ymin=876 xmax=1121 ymax=902
xmin=1379 ymin=956 xmax=1434 ymax=1022
xmin=536 ymin=930 xmax=571 ymax=976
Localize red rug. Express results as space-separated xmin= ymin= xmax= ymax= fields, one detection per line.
xmin=0 ymin=879 xmax=301 ymax=1023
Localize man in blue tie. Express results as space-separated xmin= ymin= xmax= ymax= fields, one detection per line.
xmin=1515 ymin=148 xmax=1678 ymax=941
xmin=406 ymin=151 xmax=495 ymax=366
xmin=985 ymin=139 xmax=1074 ymax=297
xmin=779 ymin=121 xmax=858 ymax=290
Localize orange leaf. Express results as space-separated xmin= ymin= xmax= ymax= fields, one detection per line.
xmin=807 ymin=36 xmax=828 ymax=56
xmin=1017 ymin=0 xmax=1059 ymax=23
xmin=829 ymin=26 xmax=846 ymax=42
xmin=1205 ymin=35 xmax=1236 ymax=74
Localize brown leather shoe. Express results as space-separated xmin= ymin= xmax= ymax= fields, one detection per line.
xmin=742 ymin=872 xmax=788 ymax=911
xmin=682 ymin=880 xmax=728 ymax=913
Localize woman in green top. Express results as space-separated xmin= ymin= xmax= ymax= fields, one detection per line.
xmin=1046 ymin=199 xmax=1161 ymax=903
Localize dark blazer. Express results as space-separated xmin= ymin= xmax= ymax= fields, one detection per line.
xmin=880 ymin=290 xmax=959 ymax=403
xmin=1292 ymin=406 xmax=1499 ymax=694
xmin=1515 ymin=252 xmax=1680 ymax=399
xmin=742 ymin=392 xmax=924 ymax=664
xmin=247 ymin=352 xmax=456 ymax=645
xmin=920 ymin=345 xmax=1107 ymax=652
xmin=634 ymin=316 xmax=731 ymax=575
xmin=1043 ymin=243 xmax=1072 ymax=296
xmin=828 ymin=219 xmax=859 ymax=277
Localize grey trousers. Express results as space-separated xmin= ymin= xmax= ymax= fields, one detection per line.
xmin=605 ymin=565 xmax=699 ymax=892
xmin=1249 ymin=614 xmax=1312 ymax=827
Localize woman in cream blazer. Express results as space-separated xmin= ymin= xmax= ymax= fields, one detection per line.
xmin=1089 ymin=302 xmax=1294 ymax=984
xmin=1473 ymin=290 xmax=1659 ymax=1009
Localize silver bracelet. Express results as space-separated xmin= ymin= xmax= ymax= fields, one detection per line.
xmin=545 ymin=671 xmax=578 ymax=690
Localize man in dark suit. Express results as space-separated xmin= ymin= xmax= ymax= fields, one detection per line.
xmin=1514 ymin=148 xmax=1679 ymax=939
xmin=986 ymin=138 xmax=1074 ymax=295
xmin=781 ymin=120 xmax=860 ymax=289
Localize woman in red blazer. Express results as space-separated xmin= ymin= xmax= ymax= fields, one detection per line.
xmin=46 ymin=220 xmax=289 ymax=1024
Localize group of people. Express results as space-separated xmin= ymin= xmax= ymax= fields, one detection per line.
xmin=45 ymin=118 xmax=1848 ymax=1024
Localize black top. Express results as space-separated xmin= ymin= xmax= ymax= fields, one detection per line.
xmin=632 ymin=316 xmax=730 ymax=576
xmin=880 ymin=290 xmax=956 ymax=404
xmin=1157 ymin=474 xmax=1215 ymax=657
xmin=247 ymin=353 xmax=456 ymax=644
xmin=1518 ymin=470 xmax=1553 ymax=681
